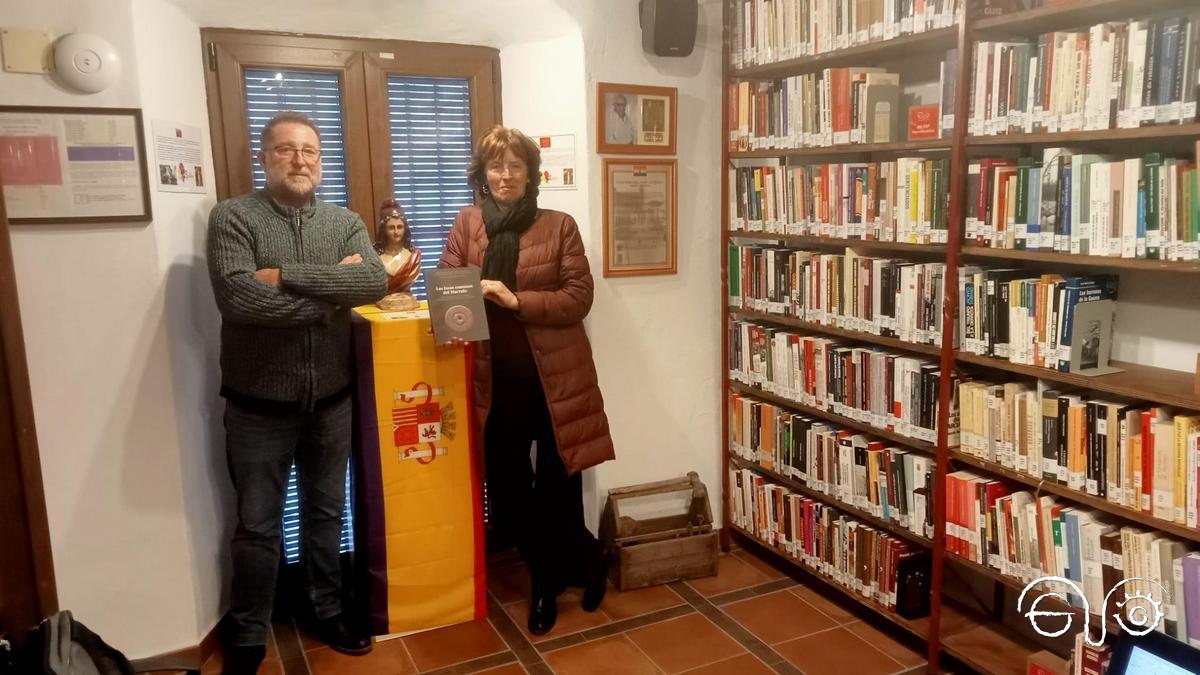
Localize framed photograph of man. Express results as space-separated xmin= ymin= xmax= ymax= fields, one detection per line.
xmin=597 ymin=83 xmax=677 ymax=155
xmin=602 ymin=159 xmax=677 ymax=277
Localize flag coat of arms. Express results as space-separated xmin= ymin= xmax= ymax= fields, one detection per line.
xmin=393 ymin=399 xmax=441 ymax=446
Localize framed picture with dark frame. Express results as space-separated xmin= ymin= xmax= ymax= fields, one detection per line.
xmin=597 ymin=82 xmax=677 ymax=155
xmin=0 ymin=106 xmax=152 ymax=224
xmin=602 ymin=158 xmax=677 ymax=277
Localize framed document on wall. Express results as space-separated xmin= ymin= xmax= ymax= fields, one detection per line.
xmin=596 ymin=82 xmax=677 ymax=155
xmin=602 ymin=158 xmax=677 ymax=277
xmin=0 ymin=106 xmax=152 ymax=224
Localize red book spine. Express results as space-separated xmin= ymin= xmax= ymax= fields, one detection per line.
xmin=831 ymin=68 xmax=852 ymax=140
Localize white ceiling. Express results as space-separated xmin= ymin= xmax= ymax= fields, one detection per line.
xmin=165 ymin=0 xmax=588 ymax=49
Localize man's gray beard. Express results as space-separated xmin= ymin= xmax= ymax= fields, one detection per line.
xmin=271 ymin=178 xmax=317 ymax=204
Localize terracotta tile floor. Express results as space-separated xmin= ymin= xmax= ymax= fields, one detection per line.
xmin=195 ymin=546 xmax=927 ymax=674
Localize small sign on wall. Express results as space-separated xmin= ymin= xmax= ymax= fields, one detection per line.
xmin=152 ymin=120 xmax=206 ymax=193
xmin=533 ymin=134 xmax=576 ymax=191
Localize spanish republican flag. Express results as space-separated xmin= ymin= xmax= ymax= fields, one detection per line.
xmin=352 ymin=304 xmax=486 ymax=636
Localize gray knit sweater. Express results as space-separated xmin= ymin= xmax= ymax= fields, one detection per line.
xmin=206 ymin=189 xmax=387 ymax=410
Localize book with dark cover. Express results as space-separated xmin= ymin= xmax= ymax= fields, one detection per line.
xmin=983 ymin=269 xmax=1030 ymax=358
xmin=1015 ymin=157 xmax=1036 ymax=249
xmin=1040 ymin=148 xmax=1072 ymax=251
xmin=1141 ymin=20 xmax=1160 ymax=127
xmin=1159 ymin=17 xmax=1184 ymax=109
xmin=427 ymin=267 xmax=490 ymax=345
xmin=1144 ymin=152 xmax=1165 ymax=259
xmin=969 ymin=0 xmax=1027 ymax=17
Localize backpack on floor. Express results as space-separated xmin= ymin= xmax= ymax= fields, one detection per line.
xmin=13 ymin=611 xmax=134 ymax=675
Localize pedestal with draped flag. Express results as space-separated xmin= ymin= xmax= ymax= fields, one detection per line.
xmin=351 ymin=304 xmax=486 ymax=636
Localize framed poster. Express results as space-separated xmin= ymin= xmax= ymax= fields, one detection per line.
xmin=597 ymin=82 xmax=677 ymax=155
xmin=0 ymin=106 xmax=152 ymax=224
xmin=602 ymin=158 xmax=677 ymax=277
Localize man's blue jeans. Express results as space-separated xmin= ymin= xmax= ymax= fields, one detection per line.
xmin=223 ymin=394 xmax=351 ymax=646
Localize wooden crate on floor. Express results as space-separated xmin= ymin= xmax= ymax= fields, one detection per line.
xmin=599 ymin=472 xmax=718 ymax=590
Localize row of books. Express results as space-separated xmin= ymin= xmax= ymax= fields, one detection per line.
xmin=730 ymin=391 xmax=937 ymax=538
xmin=728 ymin=55 xmax=955 ymax=151
xmin=729 ymin=0 xmax=962 ymax=69
xmin=727 ymin=158 xmax=951 ymax=243
xmin=968 ymin=15 xmax=1200 ymax=137
xmin=728 ymin=319 xmax=958 ymax=444
xmin=728 ymin=245 xmax=949 ymax=346
xmin=957 ymin=269 xmax=1117 ymax=372
xmin=973 ymin=0 xmax=1082 ymax=16
xmin=958 ymin=378 xmax=1200 ymax=526
xmin=945 ymin=474 xmax=1200 ymax=647
xmin=729 ymin=466 xmax=928 ymax=611
xmin=967 ymin=147 xmax=1200 ymax=261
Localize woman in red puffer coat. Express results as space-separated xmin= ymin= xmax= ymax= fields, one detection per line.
xmin=439 ymin=125 xmax=615 ymax=637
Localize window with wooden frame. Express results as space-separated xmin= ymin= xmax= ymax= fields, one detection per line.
xmin=201 ymin=28 xmax=501 ymax=561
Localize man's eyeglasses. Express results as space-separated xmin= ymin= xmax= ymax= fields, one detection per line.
xmin=269 ymin=145 xmax=321 ymax=162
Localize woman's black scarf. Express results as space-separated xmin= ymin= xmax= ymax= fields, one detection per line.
xmin=481 ymin=190 xmax=538 ymax=292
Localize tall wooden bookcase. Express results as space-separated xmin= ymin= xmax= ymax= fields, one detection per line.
xmin=719 ymin=1 xmax=1200 ymax=672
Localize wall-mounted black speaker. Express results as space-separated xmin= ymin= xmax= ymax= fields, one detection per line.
xmin=639 ymin=0 xmax=698 ymax=57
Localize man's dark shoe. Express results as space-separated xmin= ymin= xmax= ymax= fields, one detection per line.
xmin=527 ymin=594 xmax=558 ymax=635
xmin=582 ymin=551 xmax=609 ymax=612
xmin=221 ymin=644 xmax=265 ymax=675
xmin=314 ymin=614 xmax=372 ymax=656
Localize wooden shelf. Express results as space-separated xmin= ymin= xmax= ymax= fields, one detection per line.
xmin=948 ymin=449 xmax=1200 ymax=545
xmin=729 ymin=381 xmax=940 ymax=455
xmin=731 ymin=138 xmax=951 ymax=159
xmin=728 ymin=524 xmax=933 ymax=640
xmin=729 ymin=455 xmax=933 ymax=548
xmin=732 ymin=27 xmax=957 ymax=80
xmin=953 ymin=351 xmax=1200 ymax=411
xmin=727 ymin=230 xmax=948 ymax=255
xmin=961 ymin=245 xmax=1200 ymax=273
xmin=966 ymin=123 xmax=1200 ymax=148
xmin=944 ymin=552 xmax=1123 ymax=637
xmin=729 ymin=308 xmax=944 ymax=357
xmin=939 ymin=622 xmax=1036 ymax=675
xmin=973 ymin=0 xmax=1200 ymax=36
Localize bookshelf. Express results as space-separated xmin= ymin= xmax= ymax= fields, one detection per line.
xmin=721 ymin=1 xmax=1200 ymax=673
xmin=729 ymin=381 xmax=941 ymax=454
xmin=733 ymin=26 xmax=959 ymax=79
xmin=729 ymin=522 xmax=936 ymax=640
xmin=730 ymin=230 xmax=948 ymax=254
xmin=961 ymin=244 xmax=1200 ymax=273
xmin=973 ymin=0 xmax=1200 ymax=33
xmin=966 ymin=122 xmax=1200 ymax=147
xmin=729 ymin=307 xmax=945 ymax=356
xmin=954 ymin=352 xmax=1200 ymax=410
xmin=730 ymin=138 xmax=952 ymax=158
xmin=948 ymin=449 xmax=1200 ymax=545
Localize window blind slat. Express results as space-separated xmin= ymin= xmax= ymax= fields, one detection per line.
xmin=386 ymin=75 xmax=475 ymax=299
